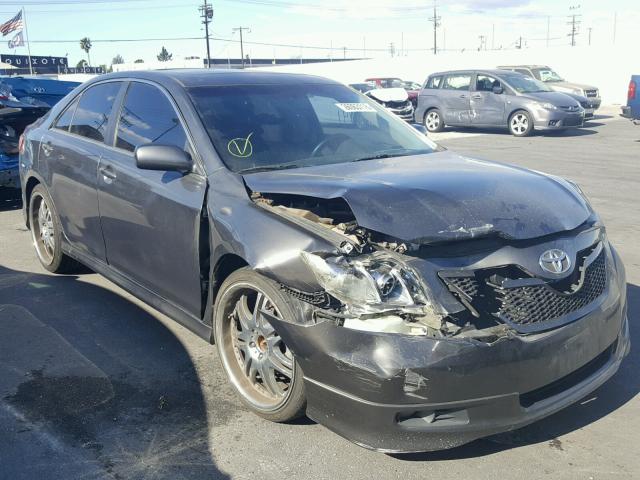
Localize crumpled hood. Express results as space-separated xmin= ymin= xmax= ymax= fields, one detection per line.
xmin=243 ymin=151 xmax=593 ymax=243
xmin=366 ymin=88 xmax=409 ymax=103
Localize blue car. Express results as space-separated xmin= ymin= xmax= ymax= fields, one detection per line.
xmin=621 ymin=75 xmax=640 ymax=124
xmin=0 ymin=76 xmax=80 ymax=188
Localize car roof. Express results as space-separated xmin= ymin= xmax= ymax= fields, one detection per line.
xmin=429 ymin=69 xmax=523 ymax=77
xmin=497 ymin=65 xmax=550 ymax=69
xmin=88 ymin=69 xmax=340 ymax=88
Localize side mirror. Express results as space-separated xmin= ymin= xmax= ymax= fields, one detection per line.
xmin=492 ymin=85 xmax=504 ymax=94
xmin=410 ymin=123 xmax=428 ymax=135
xmin=135 ymin=144 xmax=192 ymax=173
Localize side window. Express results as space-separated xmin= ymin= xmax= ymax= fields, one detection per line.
xmin=69 ymin=82 xmax=122 ymax=142
xmin=426 ymin=76 xmax=443 ymax=89
xmin=442 ymin=75 xmax=471 ymax=91
xmin=52 ymin=98 xmax=79 ymax=131
xmin=476 ymin=75 xmax=500 ymax=92
xmin=116 ymin=82 xmax=188 ymax=153
xmin=515 ymin=69 xmax=532 ymax=77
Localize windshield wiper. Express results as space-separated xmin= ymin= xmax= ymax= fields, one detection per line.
xmin=351 ymin=150 xmax=425 ymax=163
xmin=237 ymin=164 xmax=301 ymax=174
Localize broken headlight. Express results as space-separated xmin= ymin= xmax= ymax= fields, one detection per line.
xmin=300 ymin=251 xmax=428 ymax=310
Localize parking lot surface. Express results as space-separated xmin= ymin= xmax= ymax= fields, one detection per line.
xmin=1 ymin=107 xmax=638 ymax=480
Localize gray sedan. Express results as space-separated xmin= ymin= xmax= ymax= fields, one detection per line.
xmin=415 ymin=69 xmax=585 ymax=136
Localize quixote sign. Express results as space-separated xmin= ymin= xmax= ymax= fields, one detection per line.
xmin=0 ymin=54 xmax=68 ymax=73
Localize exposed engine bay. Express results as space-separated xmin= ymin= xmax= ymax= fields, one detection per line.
xmin=251 ymin=190 xmax=518 ymax=341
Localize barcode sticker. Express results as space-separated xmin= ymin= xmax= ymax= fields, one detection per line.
xmin=334 ymin=103 xmax=376 ymax=113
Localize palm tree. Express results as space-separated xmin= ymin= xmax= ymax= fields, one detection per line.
xmin=80 ymin=37 xmax=92 ymax=66
xmin=157 ymin=46 xmax=172 ymax=62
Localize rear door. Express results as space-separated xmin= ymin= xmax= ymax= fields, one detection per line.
xmin=440 ymin=73 xmax=472 ymax=125
xmin=470 ymin=74 xmax=506 ymax=126
xmin=41 ymin=81 xmax=124 ymax=261
xmin=97 ymin=81 xmax=207 ymax=316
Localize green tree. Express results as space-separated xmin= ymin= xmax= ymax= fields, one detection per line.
xmin=112 ymin=54 xmax=124 ymax=65
xmin=157 ymin=46 xmax=172 ymax=62
xmin=79 ymin=37 xmax=92 ymax=66
xmin=76 ymin=59 xmax=88 ymax=69
xmin=134 ymin=59 xmax=144 ymax=63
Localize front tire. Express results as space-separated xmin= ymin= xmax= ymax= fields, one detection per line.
xmin=509 ymin=110 xmax=533 ymax=137
xmin=29 ymin=184 xmax=80 ymax=273
xmin=424 ymin=108 xmax=445 ymax=133
xmin=213 ymin=268 xmax=306 ymax=422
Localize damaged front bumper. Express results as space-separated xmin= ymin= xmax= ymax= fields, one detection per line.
xmin=270 ymin=256 xmax=629 ymax=453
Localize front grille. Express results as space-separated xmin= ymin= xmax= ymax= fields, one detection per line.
xmin=562 ymin=116 xmax=584 ymax=127
xmin=385 ymin=100 xmax=411 ymax=109
xmin=585 ymin=89 xmax=598 ymax=98
xmin=281 ymin=284 xmax=333 ymax=307
xmin=497 ymin=249 xmax=606 ymax=326
xmin=440 ymin=243 xmax=607 ymax=332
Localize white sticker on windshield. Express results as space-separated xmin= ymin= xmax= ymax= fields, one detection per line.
xmin=334 ymin=103 xmax=376 ymax=113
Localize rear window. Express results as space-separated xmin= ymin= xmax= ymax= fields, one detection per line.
xmin=442 ymin=75 xmax=471 ymax=91
xmin=69 ymin=82 xmax=122 ymax=142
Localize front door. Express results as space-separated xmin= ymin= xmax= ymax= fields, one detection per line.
xmin=440 ymin=73 xmax=472 ymax=125
xmin=470 ymin=74 xmax=506 ymax=126
xmin=97 ymin=81 xmax=207 ymax=316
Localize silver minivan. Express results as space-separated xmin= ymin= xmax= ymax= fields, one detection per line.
xmin=415 ymin=69 xmax=585 ymax=137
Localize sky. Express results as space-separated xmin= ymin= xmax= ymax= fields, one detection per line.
xmin=0 ymin=0 xmax=638 ymax=67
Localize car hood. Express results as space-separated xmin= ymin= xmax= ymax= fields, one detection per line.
xmin=367 ymin=88 xmax=409 ymax=102
xmin=242 ymin=151 xmax=592 ymax=244
xmin=546 ymin=81 xmax=597 ymax=92
xmin=520 ymin=91 xmax=580 ymax=106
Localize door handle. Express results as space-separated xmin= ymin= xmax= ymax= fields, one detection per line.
xmin=472 ymin=94 xmax=483 ymax=99
xmin=459 ymin=94 xmax=467 ymax=98
xmin=99 ymin=165 xmax=117 ymax=183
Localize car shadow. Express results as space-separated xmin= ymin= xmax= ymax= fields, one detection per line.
xmin=0 ymin=187 xmax=22 ymax=212
xmin=442 ymin=126 xmax=598 ymax=137
xmin=391 ymin=282 xmax=639 ymax=462
xmin=0 ymin=264 xmax=231 ymax=479
xmin=592 ymin=114 xmax=613 ymax=121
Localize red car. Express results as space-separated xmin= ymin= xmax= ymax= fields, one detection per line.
xmin=365 ymin=77 xmax=421 ymax=107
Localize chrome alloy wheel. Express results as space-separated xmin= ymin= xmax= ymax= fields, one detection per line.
xmin=425 ymin=111 xmax=441 ymax=131
xmin=219 ymin=285 xmax=294 ymax=410
xmin=510 ymin=113 xmax=529 ymax=135
xmin=31 ymin=193 xmax=55 ymax=265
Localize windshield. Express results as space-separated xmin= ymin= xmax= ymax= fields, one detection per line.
xmin=504 ymin=75 xmax=553 ymax=93
xmin=188 ymin=83 xmax=437 ymax=173
xmin=534 ymin=68 xmax=564 ymax=82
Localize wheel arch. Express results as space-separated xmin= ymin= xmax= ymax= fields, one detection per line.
xmin=23 ymin=174 xmax=43 ymax=229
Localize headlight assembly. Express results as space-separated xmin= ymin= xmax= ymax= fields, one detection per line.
xmin=300 ymin=251 xmax=428 ymax=312
xmin=539 ymin=102 xmax=558 ymax=111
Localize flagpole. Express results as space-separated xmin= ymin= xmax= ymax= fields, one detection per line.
xmin=21 ymin=7 xmax=33 ymax=75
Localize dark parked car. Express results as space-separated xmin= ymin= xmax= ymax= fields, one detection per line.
xmin=415 ymin=69 xmax=585 ymax=136
xmin=20 ymin=70 xmax=630 ymax=453
xmin=0 ymin=76 xmax=79 ymax=189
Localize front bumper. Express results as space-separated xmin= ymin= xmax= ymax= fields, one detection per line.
xmin=387 ymin=105 xmax=415 ymax=122
xmin=272 ymin=252 xmax=629 ymax=452
xmin=533 ymin=109 xmax=585 ymax=130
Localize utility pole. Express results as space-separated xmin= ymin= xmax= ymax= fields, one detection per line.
xmin=491 ymin=24 xmax=495 ymax=50
xmin=199 ymin=0 xmax=213 ymax=68
xmin=343 ymin=46 xmax=346 ymax=60
xmin=567 ymin=5 xmax=581 ymax=47
xmin=389 ymin=42 xmax=396 ymax=57
xmin=588 ymin=27 xmax=592 ymax=45
xmin=478 ymin=35 xmax=486 ymax=51
xmin=613 ymin=12 xmax=617 ymax=44
xmin=428 ymin=1 xmax=441 ymax=55
xmin=546 ymin=16 xmax=550 ymax=47
xmin=232 ymin=27 xmax=250 ymax=68
xmin=516 ymin=36 xmax=523 ymax=49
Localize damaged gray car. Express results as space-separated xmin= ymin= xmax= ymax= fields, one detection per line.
xmin=19 ymin=70 xmax=630 ymax=453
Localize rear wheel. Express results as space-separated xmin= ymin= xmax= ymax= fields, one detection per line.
xmin=424 ymin=109 xmax=445 ymax=133
xmin=29 ymin=185 xmax=80 ymax=273
xmin=509 ymin=110 xmax=533 ymax=137
xmin=213 ymin=268 xmax=306 ymax=422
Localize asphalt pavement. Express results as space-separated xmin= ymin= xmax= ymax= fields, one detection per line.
xmin=0 ymin=106 xmax=638 ymax=479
